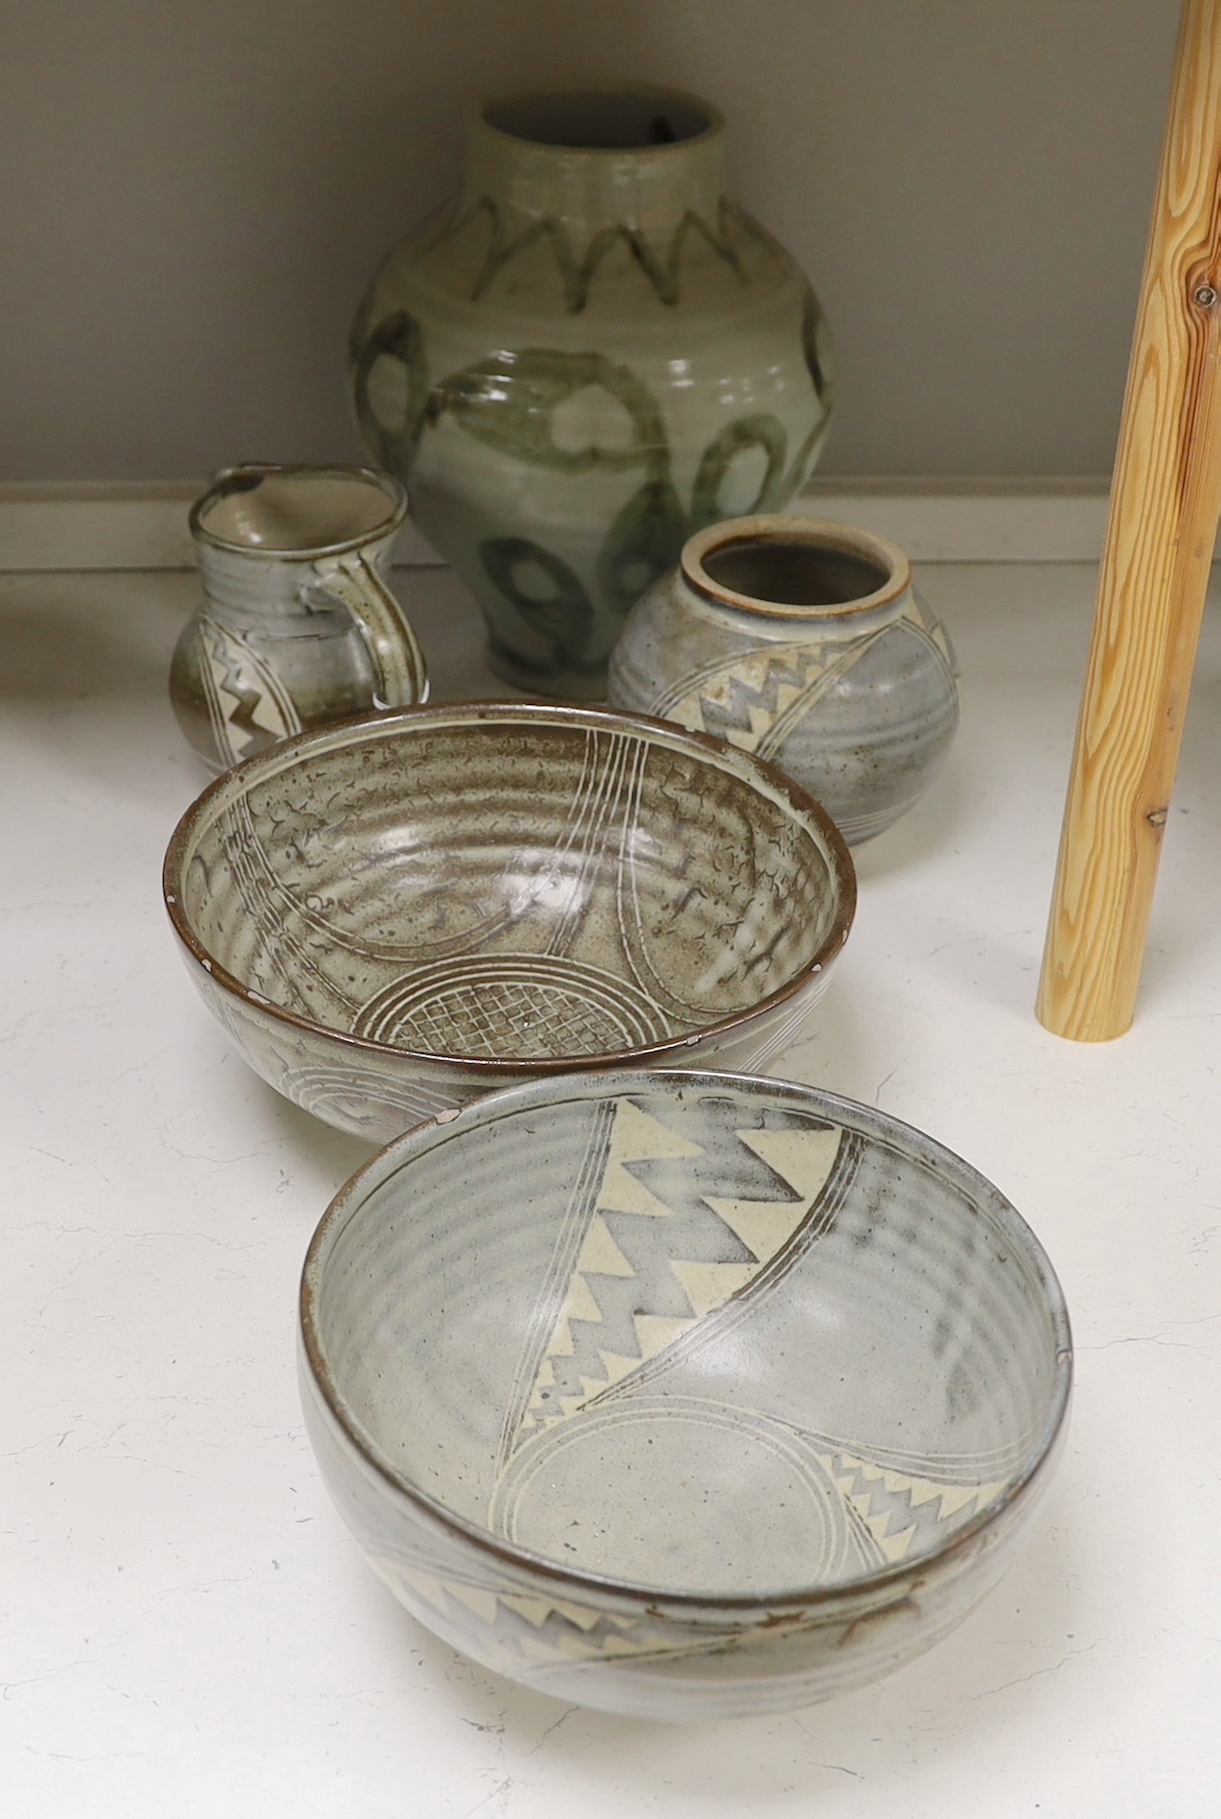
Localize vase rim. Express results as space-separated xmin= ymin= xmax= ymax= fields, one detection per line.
xmin=474 ymin=83 xmax=724 ymax=158
xmin=680 ymin=515 xmax=913 ymax=622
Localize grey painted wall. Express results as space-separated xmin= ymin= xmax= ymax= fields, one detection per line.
xmin=0 ymin=0 xmax=1177 ymax=482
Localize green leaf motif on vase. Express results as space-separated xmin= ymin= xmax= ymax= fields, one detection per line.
xmin=596 ymin=480 xmax=688 ymax=618
xmin=689 ymin=414 xmax=790 ymax=531
xmin=427 ymin=348 xmax=670 ymax=478
xmin=479 ymin=537 xmax=598 ymax=680
xmin=377 ymin=320 xmax=830 ymax=679
xmin=801 ymin=285 xmax=831 ymax=402
xmin=351 ymin=309 xmax=431 ymax=474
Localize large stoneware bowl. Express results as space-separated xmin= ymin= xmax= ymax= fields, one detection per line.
xmin=300 ymin=1069 xmax=1072 ymax=1720
xmin=163 ymin=704 xmax=854 ymax=1140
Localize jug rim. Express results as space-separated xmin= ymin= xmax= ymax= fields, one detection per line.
xmin=190 ymin=463 xmax=408 ymax=562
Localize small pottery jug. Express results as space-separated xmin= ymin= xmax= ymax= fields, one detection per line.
xmin=350 ymin=85 xmax=832 ymax=699
xmin=608 ymin=515 xmax=959 ymax=844
xmin=170 ymin=464 xmax=428 ymax=773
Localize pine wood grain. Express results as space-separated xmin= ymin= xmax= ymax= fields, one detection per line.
xmin=1038 ymin=0 xmax=1221 ymax=1040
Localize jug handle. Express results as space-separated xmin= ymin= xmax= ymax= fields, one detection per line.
xmin=311 ymin=552 xmax=430 ymax=710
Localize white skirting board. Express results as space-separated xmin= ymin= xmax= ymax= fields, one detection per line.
xmin=0 ymin=476 xmax=1113 ymax=572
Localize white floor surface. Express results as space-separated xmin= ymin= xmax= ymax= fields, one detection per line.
xmin=3 ymin=562 xmax=1219 ymax=1816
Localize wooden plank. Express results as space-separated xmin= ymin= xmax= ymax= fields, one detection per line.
xmin=1038 ymin=0 xmax=1221 ymax=1040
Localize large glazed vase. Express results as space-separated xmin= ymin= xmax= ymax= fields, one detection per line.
xmin=351 ymin=86 xmax=833 ymax=697
xmin=609 ymin=515 xmax=959 ymax=844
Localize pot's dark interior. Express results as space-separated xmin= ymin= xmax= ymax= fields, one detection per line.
xmin=701 ymin=539 xmax=891 ymax=608
xmin=484 ymin=90 xmax=712 ymax=150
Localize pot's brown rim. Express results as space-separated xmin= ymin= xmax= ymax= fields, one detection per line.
xmin=681 ymin=514 xmax=913 ymax=622
xmin=189 ymin=463 xmax=409 ymax=564
xmin=298 ymin=1066 xmax=1074 ymax=1618
xmin=474 ymin=83 xmax=724 ymax=158
xmin=162 ymin=700 xmax=857 ymax=1075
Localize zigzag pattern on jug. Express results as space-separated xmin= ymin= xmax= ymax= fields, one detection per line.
xmin=197 ymin=616 xmax=302 ymax=768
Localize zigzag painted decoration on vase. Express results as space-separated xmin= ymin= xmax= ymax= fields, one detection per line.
xmin=610 ymin=514 xmax=960 ymax=844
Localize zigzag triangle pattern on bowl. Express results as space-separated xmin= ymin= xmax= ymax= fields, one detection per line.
xmin=300 ymin=1070 xmax=1072 ymax=1718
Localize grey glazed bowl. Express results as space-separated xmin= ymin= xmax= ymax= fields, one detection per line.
xmin=163 ymin=703 xmax=854 ymax=1140
xmin=300 ymin=1068 xmax=1072 ymax=1721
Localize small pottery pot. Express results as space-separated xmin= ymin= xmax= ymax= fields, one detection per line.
xmin=170 ymin=464 xmax=428 ymax=773
xmin=608 ymin=515 xmax=959 ymax=843
xmin=350 ymin=85 xmax=832 ymax=699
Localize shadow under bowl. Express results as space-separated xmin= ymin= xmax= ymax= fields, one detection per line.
xmin=163 ymin=702 xmax=854 ymax=1140
xmin=300 ymin=1067 xmax=1072 ymax=1720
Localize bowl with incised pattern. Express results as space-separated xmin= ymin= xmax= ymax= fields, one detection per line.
xmin=299 ymin=1067 xmax=1072 ymax=1719
xmin=163 ymin=703 xmax=854 ymax=1140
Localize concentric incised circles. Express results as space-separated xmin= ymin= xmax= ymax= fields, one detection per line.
xmin=353 ymin=954 xmax=672 ymax=1057
xmin=163 ymin=702 xmax=855 ymax=1136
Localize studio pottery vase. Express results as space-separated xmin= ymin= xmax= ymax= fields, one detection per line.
xmin=351 ymin=85 xmax=833 ymax=697
xmin=609 ymin=516 xmax=959 ymax=844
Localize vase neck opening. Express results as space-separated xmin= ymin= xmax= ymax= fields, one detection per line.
xmin=682 ymin=517 xmax=912 ymax=622
xmin=464 ymin=86 xmax=727 ymax=237
xmin=482 ymin=90 xmax=715 ymax=151
xmin=703 ymin=542 xmax=888 ymax=607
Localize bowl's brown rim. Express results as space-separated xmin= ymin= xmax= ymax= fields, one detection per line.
xmin=162 ymin=700 xmax=857 ymax=1075
xmin=298 ymin=1067 xmax=1075 ymax=1617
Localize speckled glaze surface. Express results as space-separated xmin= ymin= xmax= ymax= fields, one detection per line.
xmin=300 ymin=1068 xmax=1072 ymax=1721
xmin=609 ymin=515 xmax=959 ymax=844
xmin=163 ymin=704 xmax=854 ymax=1141
xmin=170 ymin=465 xmax=428 ymax=773
xmin=350 ymin=87 xmax=832 ymax=698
